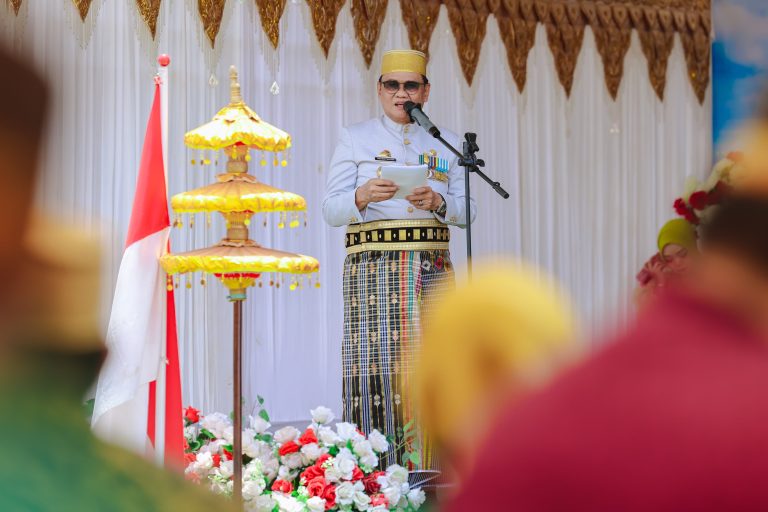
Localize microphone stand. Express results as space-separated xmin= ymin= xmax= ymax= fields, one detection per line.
xmin=431 ymin=132 xmax=509 ymax=279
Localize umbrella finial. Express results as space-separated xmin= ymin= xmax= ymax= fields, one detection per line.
xmin=229 ymin=65 xmax=242 ymax=104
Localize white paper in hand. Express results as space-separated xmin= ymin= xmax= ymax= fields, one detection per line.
xmin=377 ymin=164 xmax=429 ymax=200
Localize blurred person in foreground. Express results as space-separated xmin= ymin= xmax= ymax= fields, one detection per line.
xmin=634 ymin=218 xmax=698 ymax=309
xmin=446 ymin=192 xmax=768 ymax=510
xmin=414 ymin=262 xmax=576 ymax=492
xmin=0 ymin=45 xmax=237 ymax=511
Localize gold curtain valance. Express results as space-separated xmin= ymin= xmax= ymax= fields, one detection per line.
xmin=7 ymin=0 xmax=709 ymax=102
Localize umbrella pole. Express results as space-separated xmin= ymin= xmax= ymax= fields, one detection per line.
xmin=233 ymin=298 xmax=243 ymax=502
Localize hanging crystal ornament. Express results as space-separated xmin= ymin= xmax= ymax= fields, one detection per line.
xmin=270 ymin=81 xmax=280 ymax=95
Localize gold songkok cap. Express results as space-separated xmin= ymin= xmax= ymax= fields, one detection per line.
xmin=381 ymin=49 xmax=427 ymax=76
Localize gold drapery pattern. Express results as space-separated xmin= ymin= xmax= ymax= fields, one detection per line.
xmin=135 ymin=0 xmax=162 ymax=39
xmin=307 ymin=0 xmax=346 ymax=57
xmin=351 ymin=0 xmax=388 ymax=67
xmin=495 ymin=0 xmax=538 ymax=93
xmin=444 ymin=0 xmax=493 ymax=86
xmin=57 ymin=0 xmax=710 ymax=102
xmin=9 ymin=0 xmax=23 ymax=15
xmin=198 ymin=0 xmax=227 ymax=48
xmin=399 ymin=0 xmax=442 ymax=58
xmin=71 ymin=0 xmax=93 ymax=21
xmin=255 ymin=0 xmax=287 ymax=49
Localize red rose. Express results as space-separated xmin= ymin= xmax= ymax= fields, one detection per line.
xmin=689 ymin=191 xmax=708 ymax=210
xmin=211 ymin=453 xmax=221 ymax=468
xmin=298 ymin=428 xmax=318 ymax=446
xmin=370 ymin=494 xmax=389 ymax=507
xmin=184 ymin=452 xmax=197 ymax=466
xmin=307 ymin=476 xmax=327 ymax=498
xmin=279 ymin=440 xmax=301 ymax=456
xmin=183 ymin=438 xmax=189 ymax=450
xmin=223 ymin=448 xmax=233 ymax=461
xmin=183 ymin=406 xmax=200 ymax=424
xmin=271 ymin=479 xmax=294 ymax=494
xmin=301 ymin=464 xmax=326 ymax=483
xmin=351 ymin=466 xmax=364 ymax=482
xmin=673 ymin=198 xmax=687 ymax=215
xmin=316 ymin=454 xmax=332 ymax=466
xmin=323 ymin=484 xmax=337 ymax=510
xmin=363 ymin=471 xmax=385 ymax=494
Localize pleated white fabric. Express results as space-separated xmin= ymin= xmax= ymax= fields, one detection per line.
xmin=0 ymin=0 xmax=711 ymax=423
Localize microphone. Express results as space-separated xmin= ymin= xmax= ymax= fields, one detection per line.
xmin=404 ymin=101 xmax=440 ymax=137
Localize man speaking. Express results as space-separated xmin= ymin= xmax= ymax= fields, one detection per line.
xmin=323 ymin=49 xmax=475 ymax=482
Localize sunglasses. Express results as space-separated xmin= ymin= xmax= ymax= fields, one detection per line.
xmin=380 ymin=79 xmax=425 ymax=93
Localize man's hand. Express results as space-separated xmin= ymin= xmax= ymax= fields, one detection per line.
xmin=355 ymin=178 xmax=399 ymax=210
xmin=406 ymin=186 xmax=441 ymax=211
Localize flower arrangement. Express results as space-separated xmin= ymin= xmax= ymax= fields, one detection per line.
xmin=673 ymin=152 xmax=743 ymax=225
xmin=183 ymin=403 xmax=426 ymax=512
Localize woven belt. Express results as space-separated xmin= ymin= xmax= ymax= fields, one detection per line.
xmin=346 ymin=219 xmax=450 ymax=255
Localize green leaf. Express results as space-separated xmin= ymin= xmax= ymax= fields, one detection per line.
xmin=403 ymin=429 xmax=418 ymax=440
xmin=403 ymin=419 xmax=415 ymax=432
xmin=199 ymin=428 xmax=216 ymax=440
xmin=401 ymin=453 xmax=411 ymax=465
xmin=409 ymin=451 xmax=421 ymax=465
xmin=259 ymin=409 xmax=270 ymax=422
xmin=223 ymin=444 xmax=233 ymax=452
xmin=328 ymin=445 xmax=340 ymax=456
xmin=346 ymin=440 xmax=354 ymax=451
xmin=256 ymin=433 xmax=273 ymax=443
xmin=257 ymin=395 xmax=265 ymax=405
xmin=82 ymin=398 xmax=95 ymax=422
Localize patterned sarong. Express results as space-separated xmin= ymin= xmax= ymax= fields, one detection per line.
xmin=341 ymin=220 xmax=454 ymax=485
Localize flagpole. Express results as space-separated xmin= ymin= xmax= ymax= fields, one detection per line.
xmin=154 ymin=54 xmax=171 ymax=467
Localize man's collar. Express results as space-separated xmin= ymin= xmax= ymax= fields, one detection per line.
xmin=381 ymin=114 xmax=415 ymax=134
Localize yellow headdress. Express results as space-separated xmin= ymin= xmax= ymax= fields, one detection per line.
xmin=380 ymin=49 xmax=427 ymax=76
xmin=657 ymin=218 xmax=698 ymax=254
xmin=414 ymin=260 xmax=575 ymax=462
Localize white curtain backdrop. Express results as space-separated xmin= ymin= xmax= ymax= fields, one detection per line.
xmin=1 ymin=0 xmax=711 ymax=424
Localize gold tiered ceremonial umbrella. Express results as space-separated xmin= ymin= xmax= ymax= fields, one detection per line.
xmin=161 ymin=67 xmax=319 ymax=501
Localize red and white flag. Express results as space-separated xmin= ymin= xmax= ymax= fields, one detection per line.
xmin=92 ymin=72 xmax=183 ymax=469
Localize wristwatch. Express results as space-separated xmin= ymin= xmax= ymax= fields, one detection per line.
xmin=434 ymin=194 xmax=447 ymax=216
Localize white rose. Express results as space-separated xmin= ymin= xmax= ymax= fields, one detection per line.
xmin=251 ymin=495 xmax=276 ymax=512
xmin=282 ymin=452 xmax=304 ymax=469
xmin=216 ymin=460 xmax=234 ymax=479
xmin=407 ymin=488 xmax=426 ymax=508
xmin=336 ymin=422 xmax=362 ymax=443
xmin=184 ymin=425 xmax=199 ymax=441
xmin=382 ymin=484 xmax=402 ymax=507
xmin=300 ymin=442 xmax=323 ymax=463
xmin=369 ymin=507 xmax=388 ymax=512
xmin=359 ymin=452 xmax=379 ymax=469
xmin=353 ymin=440 xmax=374 ymax=458
xmin=335 ymin=481 xmax=356 ymax=506
xmin=324 ymin=464 xmax=342 ymax=483
xmin=242 ymin=479 xmax=266 ymax=500
xmin=194 ymin=451 xmax=214 ymax=470
xmin=386 ymin=464 xmax=409 ymax=486
xmin=317 ymin=426 xmax=340 ymax=446
xmin=222 ymin=426 xmax=234 ymax=444
xmin=278 ymin=465 xmax=298 ymax=481
xmin=310 ymin=406 xmax=335 ymax=425
xmin=249 ymin=415 xmax=272 ymax=434
xmin=368 ymin=430 xmax=389 ymax=453
xmin=306 ymin=496 xmax=327 ymax=512
xmin=242 ymin=429 xmax=260 ymax=458
xmin=273 ymin=493 xmax=305 ymax=512
xmin=274 ymin=426 xmax=300 ymax=444
xmin=334 ymin=448 xmax=358 ymax=480
xmin=353 ymin=490 xmax=372 ymax=510
xmin=262 ymin=458 xmax=279 ymax=481
xmin=199 ymin=412 xmax=231 ymax=439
